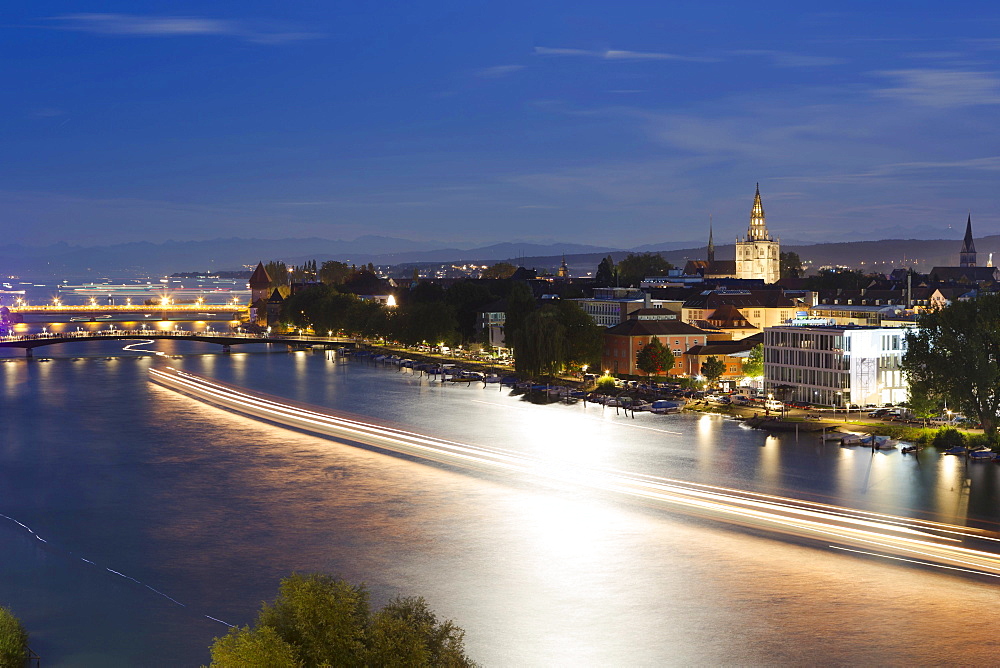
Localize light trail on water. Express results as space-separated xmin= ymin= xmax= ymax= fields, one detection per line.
xmin=149 ymin=366 xmax=1000 ymax=580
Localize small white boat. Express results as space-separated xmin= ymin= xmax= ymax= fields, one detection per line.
xmin=839 ymin=434 xmax=863 ymax=446
xmin=873 ymin=436 xmax=898 ymax=450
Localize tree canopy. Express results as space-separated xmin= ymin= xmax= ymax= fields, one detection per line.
xmin=0 ymin=606 xmax=28 ymax=667
xmin=616 ymin=253 xmax=673 ymax=288
xmin=742 ymin=343 xmax=764 ymax=378
xmin=208 ymin=573 xmax=475 ymax=668
xmin=700 ymin=356 xmax=726 ymax=386
xmin=635 ymin=337 xmax=675 ymax=378
xmin=902 ymin=293 xmax=1000 ymax=438
xmin=779 ymin=252 xmax=803 ymax=279
xmin=803 ymin=268 xmax=873 ymax=291
xmin=594 ymin=255 xmax=617 ymax=286
xmin=481 ymin=262 xmax=517 ymax=279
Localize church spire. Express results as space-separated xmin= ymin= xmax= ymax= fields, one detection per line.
xmin=746 ymin=183 xmax=770 ymax=242
xmin=960 ymin=212 xmax=977 ymax=267
xmin=707 ymin=215 xmax=715 ymax=263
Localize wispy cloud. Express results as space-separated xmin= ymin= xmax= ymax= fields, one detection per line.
xmin=736 ymin=49 xmax=846 ymax=68
xmin=47 ymin=13 xmax=321 ymax=44
xmin=872 ymin=68 xmax=1000 ymax=107
xmin=534 ymin=46 xmax=717 ymax=63
xmin=476 ymin=64 xmax=524 ymax=78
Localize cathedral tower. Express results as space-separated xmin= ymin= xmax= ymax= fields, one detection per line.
xmin=960 ymin=214 xmax=977 ymax=268
xmin=735 ymin=184 xmax=780 ymax=283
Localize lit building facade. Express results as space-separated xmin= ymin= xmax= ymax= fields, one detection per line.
xmin=764 ymin=323 xmax=912 ymax=407
xmin=735 ymin=184 xmax=780 ymax=283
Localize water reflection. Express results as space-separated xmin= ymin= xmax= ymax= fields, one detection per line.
xmin=3 ymin=351 xmax=1000 ymax=666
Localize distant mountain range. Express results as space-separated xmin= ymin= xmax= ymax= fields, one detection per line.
xmin=0 ymin=234 xmax=988 ymax=278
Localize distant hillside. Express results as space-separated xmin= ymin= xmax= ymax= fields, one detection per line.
xmin=2 ymin=234 xmax=990 ymax=278
xmin=485 ymin=237 xmax=995 ymax=277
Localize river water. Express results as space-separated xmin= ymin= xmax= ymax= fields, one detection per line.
xmin=2 ymin=339 xmax=1000 ymax=666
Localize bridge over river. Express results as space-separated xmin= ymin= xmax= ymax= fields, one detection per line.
xmin=0 ymin=330 xmax=355 ymax=357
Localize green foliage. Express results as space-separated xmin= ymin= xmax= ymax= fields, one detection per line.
xmin=0 ymin=606 xmax=28 ymax=667
xmin=742 ymin=343 xmax=764 ymax=378
xmin=289 ymin=260 xmax=318 ymax=283
xmin=319 ymin=260 xmax=353 ymax=285
xmin=906 ymin=382 xmax=941 ymax=423
xmin=208 ymin=625 xmax=299 ymax=667
xmin=803 ymin=268 xmax=872 ymax=291
xmin=966 ymin=433 xmax=999 ymax=451
xmin=481 ymin=262 xmax=517 ymax=279
xmin=208 ymin=574 xmax=474 ymax=668
xmin=514 ymin=307 xmax=565 ymax=376
xmin=503 ymin=282 xmax=536 ymax=351
xmin=932 ymin=427 xmax=966 ymax=449
xmin=635 ymin=338 xmax=674 ymax=377
xmin=256 ymin=574 xmax=369 ymax=667
xmin=446 ymin=281 xmax=498 ymax=343
xmin=594 ymin=255 xmax=617 ymax=286
xmin=264 ymin=260 xmax=290 ymax=289
xmin=700 ymin=356 xmax=726 ymax=385
xmin=394 ymin=302 xmax=459 ymax=347
xmin=779 ymin=251 xmax=803 ymax=279
xmin=903 ymin=293 xmax=1000 ymax=436
xmin=556 ymin=300 xmax=603 ymax=371
xmin=367 ymin=596 xmax=472 ymax=667
xmin=595 ymin=374 xmax=617 ymax=394
xmin=616 ymin=253 xmax=673 ymax=288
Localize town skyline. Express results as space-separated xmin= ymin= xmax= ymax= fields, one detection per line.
xmin=4 ymin=2 xmax=1000 ymax=248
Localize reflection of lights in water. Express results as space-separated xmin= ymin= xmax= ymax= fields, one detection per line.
xmin=122 ymin=340 xmax=166 ymax=357
xmin=149 ymin=366 xmax=1000 ymax=579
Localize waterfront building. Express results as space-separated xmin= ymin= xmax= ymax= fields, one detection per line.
xmin=602 ymin=317 xmax=707 ymax=376
xmin=764 ymin=323 xmax=912 ymax=407
xmin=735 ymin=185 xmax=780 ymax=283
xmin=682 ymin=288 xmax=802 ymax=331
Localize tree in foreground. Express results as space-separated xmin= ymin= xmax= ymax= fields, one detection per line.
xmin=0 ymin=605 xmax=29 ymax=667
xmin=902 ymin=294 xmax=1000 ymax=439
xmin=635 ymin=338 xmax=674 ymax=379
xmin=208 ymin=573 xmax=475 ymax=668
xmin=700 ymin=356 xmax=726 ymax=387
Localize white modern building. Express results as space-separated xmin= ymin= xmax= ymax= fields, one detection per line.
xmin=764 ymin=322 xmax=913 ymax=407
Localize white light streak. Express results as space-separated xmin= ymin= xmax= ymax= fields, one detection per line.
xmin=149 ymin=367 xmax=1000 ymax=579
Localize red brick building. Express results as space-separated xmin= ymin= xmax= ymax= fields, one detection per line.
xmin=602 ymin=319 xmax=707 ymax=376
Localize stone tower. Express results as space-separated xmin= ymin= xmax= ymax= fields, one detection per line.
xmin=735 ymin=184 xmax=780 ymax=283
xmin=249 ymin=262 xmax=272 ymax=304
xmin=960 ymin=214 xmax=977 ymax=268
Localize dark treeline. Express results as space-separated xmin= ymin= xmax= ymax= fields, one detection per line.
xmin=275 ymin=261 xmax=603 ymax=376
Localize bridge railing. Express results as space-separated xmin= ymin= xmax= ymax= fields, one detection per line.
xmin=0 ymin=330 xmax=352 ymax=344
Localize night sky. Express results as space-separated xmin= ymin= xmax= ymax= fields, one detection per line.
xmin=4 ymin=2 xmax=1000 ymax=248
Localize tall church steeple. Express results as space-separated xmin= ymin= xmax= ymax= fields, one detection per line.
xmin=960 ymin=213 xmax=977 ymax=267
xmin=707 ymin=215 xmax=715 ymax=263
xmin=735 ymin=183 xmax=780 ymax=284
xmin=746 ymin=183 xmax=771 ymax=242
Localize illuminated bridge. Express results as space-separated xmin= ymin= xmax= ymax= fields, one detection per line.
xmin=0 ymin=330 xmax=355 ymax=357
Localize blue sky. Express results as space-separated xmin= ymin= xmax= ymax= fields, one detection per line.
xmin=4 ymin=1 xmax=1000 ymax=248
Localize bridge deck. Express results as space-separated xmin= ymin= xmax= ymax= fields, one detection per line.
xmin=0 ymin=330 xmax=355 ymax=350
